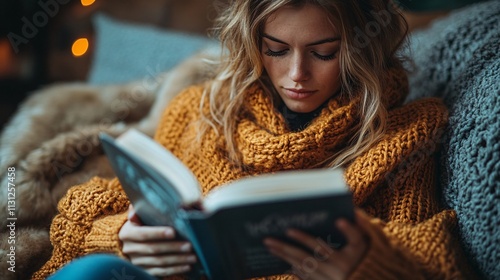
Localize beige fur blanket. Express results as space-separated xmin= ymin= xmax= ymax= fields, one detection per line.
xmin=0 ymin=48 xmax=217 ymax=279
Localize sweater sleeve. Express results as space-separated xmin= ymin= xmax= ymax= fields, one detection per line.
xmin=345 ymin=98 xmax=477 ymax=279
xmin=32 ymin=177 xmax=130 ymax=280
xmin=32 ymin=86 xmax=205 ymax=280
xmin=348 ymin=160 xmax=474 ymax=280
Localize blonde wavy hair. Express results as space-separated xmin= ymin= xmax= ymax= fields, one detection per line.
xmin=199 ymin=0 xmax=408 ymax=168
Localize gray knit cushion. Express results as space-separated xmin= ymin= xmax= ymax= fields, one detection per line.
xmin=405 ymin=1 xmax=500 ymax=279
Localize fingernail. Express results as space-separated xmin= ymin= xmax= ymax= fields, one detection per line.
xmin=186 ymin=255 xmax=197 ymax=262
xmin=181 ymin=243 xmax=192 ymax=252
xmin=263 ymin=238 xmax=276 ymax=247
xmin=164 ymin=228 xmax=175 ymax=237
xmin=286 ymin=229 xmax=300 ymax=238
xmin=336 ymin=219 xmax=347 ymax=228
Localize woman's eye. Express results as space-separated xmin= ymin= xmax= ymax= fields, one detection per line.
xmin=313 ymin=52 xmax=337 ymax=61
xmin=264 ymin=49 xmax=288 ymax=57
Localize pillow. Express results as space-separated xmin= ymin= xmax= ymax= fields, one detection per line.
xmin=88 ymin=13 xmax=214 ymax=85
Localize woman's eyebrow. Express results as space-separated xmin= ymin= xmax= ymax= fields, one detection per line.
xmin=306 ymin=37 xmax=340 ymax=46
xmin=262 ymin=34 xmax=288 ymax=44
xmin=262 ymin=33 xmax=340 ymax=46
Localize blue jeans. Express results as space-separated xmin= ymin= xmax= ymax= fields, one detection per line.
xmin=49 ymin=254 xmax=156 ymax=280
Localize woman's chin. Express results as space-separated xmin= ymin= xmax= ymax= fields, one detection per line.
xmin=282 ymin=101 xmax=320 ymax=114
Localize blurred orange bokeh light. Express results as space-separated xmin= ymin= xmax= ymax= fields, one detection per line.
xmin=71 ymin=38 xmax=89 ymax=57
xmin=81 ymin=0 xmax=96 ymax=6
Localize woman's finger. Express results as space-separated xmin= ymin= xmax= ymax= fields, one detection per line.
xmin=144 ymin=265 xmax=192 ymax=277
xmin=264 ymin=212 xmax=371 ymax=280
xmin=119 ymin=221 xmax=176 ymax=242
xmin=353 ymin=208 xmax=377 ymax=235
xmin=335 ymin=218 xmax=367 ymax=259
xmin=285 ymin=229 xmax=352 ymax=279
xmin=130 ymin=254 xmax=197 ymax=267
xmin=286 ymin=229 xmax=335 ymax=258
xmin=264 ymin=238 xmax=334 ymax=280
xmin=122 ymin=241 xmax=192 ymax=255
xmin=264 ymin=238 xmax=308 ymax=267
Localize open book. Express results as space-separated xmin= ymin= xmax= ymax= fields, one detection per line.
xmin=99 ymin=129 xmax=354 ymax=280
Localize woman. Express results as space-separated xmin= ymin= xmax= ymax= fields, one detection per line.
xmin=35 ymin=0 xmax=476 ymax=279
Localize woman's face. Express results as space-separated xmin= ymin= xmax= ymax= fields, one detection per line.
xmin=261 ymin=4 xmax=341 ymax=113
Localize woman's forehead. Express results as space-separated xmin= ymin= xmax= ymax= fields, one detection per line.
xmin=263 ymin=4 xmax=339 ymax=40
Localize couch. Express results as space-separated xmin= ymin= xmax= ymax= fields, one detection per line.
xmin=0 ymin=13 xmax=216 ymax=279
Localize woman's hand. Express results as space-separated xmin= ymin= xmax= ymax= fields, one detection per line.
xmin=118 ymin=205 xmax=197 ymax=277
xmin=264 ymin=208 xmax=371 ymax=280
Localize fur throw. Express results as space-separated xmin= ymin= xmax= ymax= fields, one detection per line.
xmin=0 ymin=47 xmax=218 ymax=279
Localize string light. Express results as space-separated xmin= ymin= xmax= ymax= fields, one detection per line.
xmin=71 ymin=38 xmax=89 ymax=57
xmin=81 ymin=0 xmax=96 ymax=6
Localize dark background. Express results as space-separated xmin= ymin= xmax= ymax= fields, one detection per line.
xmin=1 ymin=0 xmax=485 ymax=130
xmin=0 ymin=0 xmax=215 ymax=130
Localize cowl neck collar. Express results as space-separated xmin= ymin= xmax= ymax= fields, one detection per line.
xmin=234 ymin=66 xmax=408 ymax=173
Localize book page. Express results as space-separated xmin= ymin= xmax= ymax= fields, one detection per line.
xmin=202 ymin=168 xmax=348 ymax=213
xmin=116 ymin=129 xmax=202 ymax=204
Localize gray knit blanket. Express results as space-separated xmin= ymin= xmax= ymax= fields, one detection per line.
xmin=405 ymin=1 xmax=500 ymax=279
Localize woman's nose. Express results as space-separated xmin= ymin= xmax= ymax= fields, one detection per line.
xmin=288 ymin=54 xmax=310 ymax=82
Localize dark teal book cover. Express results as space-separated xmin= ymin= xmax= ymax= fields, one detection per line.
xmin=100 ymin=130 xmax=354 ymax=280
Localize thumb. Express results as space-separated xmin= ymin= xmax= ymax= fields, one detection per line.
xmin=354 ymin=208 xmax=379 ymax=234
xmin=354 ymin=208 xmax=389 ymax=244
xmin=127 ymin=204 xmax=143 ymax=225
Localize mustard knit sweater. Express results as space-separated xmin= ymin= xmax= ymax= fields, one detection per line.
xmin=34 ymin=70 xmax=475 ymax=279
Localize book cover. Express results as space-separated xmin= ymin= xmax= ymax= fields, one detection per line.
xmin=100 ymin=129 xmax=354 ymax=280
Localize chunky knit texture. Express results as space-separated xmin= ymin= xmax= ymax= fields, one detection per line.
xmin=405 ymin=1 xmax=500 ymax=279
xmin=34 ymin=67 xmax=476 ymax=279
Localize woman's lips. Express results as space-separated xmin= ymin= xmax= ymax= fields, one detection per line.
xmin=283 ymin=88 xmax=317 ymax=100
